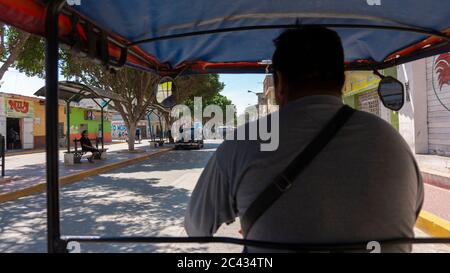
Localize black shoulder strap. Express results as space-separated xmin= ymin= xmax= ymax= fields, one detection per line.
xmin=241 ymin=105 xmax=355 ymax=236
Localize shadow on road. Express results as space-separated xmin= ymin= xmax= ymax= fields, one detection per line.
xmin=0 ymin=143 xmax=222 ymax=253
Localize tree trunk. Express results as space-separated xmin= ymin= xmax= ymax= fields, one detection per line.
xmin=127 ymin=122 xmax=137 ymax=151
xmin=162 ymin=112 xmax=175 ymax=143
xmin=0 ymin=30 xmax=30 ymax=82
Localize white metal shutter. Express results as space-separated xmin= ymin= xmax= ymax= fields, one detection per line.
xmin=426 ymin=55 xmax=450 ymax=155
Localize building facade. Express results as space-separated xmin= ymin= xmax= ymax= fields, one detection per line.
xmin=342 ymin=70 xmax=399 ymax=130
xmin=0 ymin=92 xmax=111 ymax=151
xmin=0 ymin=94 xmax=37 ymax=150
xmin=111 ymin=111 xmax=166 ymax=141
xmin=263 ymin=75 xmax=277 ymax=113
xmin=397 ymin=52 xmax=450 ymax=156
xmin=66 ymin=106 xmax=112 ymax=144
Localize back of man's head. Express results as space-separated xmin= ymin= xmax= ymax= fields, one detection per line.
xmin=272 ymin=26 xmax=345 ymax=95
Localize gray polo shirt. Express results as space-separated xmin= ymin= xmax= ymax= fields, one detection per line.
xmin=185 ymin=95 xmax=424 ymax=252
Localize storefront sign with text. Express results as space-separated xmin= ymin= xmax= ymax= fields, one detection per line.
xmin=6 ymin=99 xmax=34 ymax=118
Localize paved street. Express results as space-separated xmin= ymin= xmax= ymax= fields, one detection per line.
xmin=0 ymin=140 xmax=448 ymax=253
xmin=0 ymin=140 xmax=242 ymax=253
xmin=0 ymin=141 xmax=166 ymax=195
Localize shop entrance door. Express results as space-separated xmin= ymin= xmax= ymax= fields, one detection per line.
xmin=6 ymin=118 xmax=22 ymax=150
xmin=22 ymin=118 xmax=34 ymax=149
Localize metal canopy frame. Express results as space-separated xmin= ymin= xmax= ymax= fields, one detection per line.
xmin=146 ymin=108 xmax=166 ymax=142
xmin=35 ymin=81 xmax=121 ymax=152
xmin=56 ymin=4 xmax=450 ymax=74
xmin=42 ymin=0 xmax=450 ymax=253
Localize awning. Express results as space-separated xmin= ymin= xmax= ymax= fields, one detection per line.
xmin=34 ymin=81 xmax=124 ymax=152
xmin=0 ymin=0 xmax=449 ymax=75
xmin=34 ymin=81 xmax=125 ymax=103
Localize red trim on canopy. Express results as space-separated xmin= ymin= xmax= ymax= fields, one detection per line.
xmin=385 ymin=28 xmax=450 ymax=62
xmin=0 ymin=0 xmax=448 ymax=75
xmin=0 ymin=0 xmax=46 ymax=35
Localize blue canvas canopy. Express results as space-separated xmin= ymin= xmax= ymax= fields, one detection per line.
xmin=1 ymin=0 xmax=450 ymax=253
xmin=0 ymin=0 xmax=449 ymax=75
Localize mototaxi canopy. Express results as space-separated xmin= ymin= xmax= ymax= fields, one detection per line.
xmin=0 ymin=0 xmax=449 ymax=76
xmin=1 ymin=0 xmax=450 ymax=253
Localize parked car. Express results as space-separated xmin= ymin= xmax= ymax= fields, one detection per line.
xmin=175 ymin=127 xmax=204 ymax=150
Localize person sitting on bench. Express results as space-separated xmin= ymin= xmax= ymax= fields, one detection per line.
xmin=80 ymin=130 xmax=100 ymax=163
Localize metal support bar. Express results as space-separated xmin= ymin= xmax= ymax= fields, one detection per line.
xmin=100 ymin=108 xmax=104 ymax=150
xmin=158 ymin=115 xmax=164 ymax=140
xmin=147 ymin=111 xmax=155 ymax=141
xmin=102 ymin=99 xmax=112 ymax=150
xmin=0 ymin=134 xmax=5 ymax=177
xmin=61 ymin=235 xmax=450 ymax=252
xmin=45 ymin=0 xmax=66 ymax=254
xmin=92 ymin=98 xmax=112 ymax=150
xmin=66 ymin=100 xmax=71 ymax=153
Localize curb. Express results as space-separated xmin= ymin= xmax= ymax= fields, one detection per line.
xmin=5 ymin=149 xmax=45 ymax=157
xmin=421 ymin=168 xmax=450 ymax=190
xmin=0 ymin=147 xmax=173 ymax=204
xmin=416 ymin=210 xmax=450 ymax=238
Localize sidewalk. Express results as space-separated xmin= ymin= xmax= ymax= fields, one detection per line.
xmin=412 ymin=154 xmax=450 ymax=238
xmin=416 ymin=154 xmax=450 ymax=190
xmin=0 ymin=140 xmax=173 ymax=203
xmin=414 ymin=154 xmax=450 ymax=221
xmin=4 ymin=140 xmax=126 ymax=157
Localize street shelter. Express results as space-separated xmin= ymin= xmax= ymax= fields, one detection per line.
xmin=0 ymin=0 xmax=449 ymax=252
xmin=34 ymin=81 xmax=124 ymax=152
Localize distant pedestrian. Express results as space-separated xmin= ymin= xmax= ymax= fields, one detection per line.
xmin=7 ymin=128 xmax=19 ymax=150
xmin=135 ymin=128 xmax=141 ymax=144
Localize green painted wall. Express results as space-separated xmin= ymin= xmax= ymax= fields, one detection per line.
xmin=68 ymin=107 xmax=111 ymax=135
xmin=343 ymin=95 xmax=357 ymax=108
xmin=383 ymin=67 xmax=398 ymax=78
xmin=343 ymin=68 xmax=400 ymax=131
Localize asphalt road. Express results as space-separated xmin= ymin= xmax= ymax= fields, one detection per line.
xmin=0 ymin=140 xmax=242 ymax=253
xmin=0 ymin=140 xmax=448 ymax=253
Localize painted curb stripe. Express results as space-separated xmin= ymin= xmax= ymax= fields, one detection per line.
xmin=416 ymin=210 xmax=450 ymax=238
xmin=0 ymin=148 xmax=173 ymax=204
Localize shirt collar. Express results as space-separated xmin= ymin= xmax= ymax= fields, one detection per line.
xmin=282 ymin=95 xmax=343 ymax=111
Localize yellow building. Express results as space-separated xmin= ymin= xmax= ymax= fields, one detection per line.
xmin=343 ymin=69 xmax=399 ymax=130
xmin=32 ymin=99 xmax=67 ymax=149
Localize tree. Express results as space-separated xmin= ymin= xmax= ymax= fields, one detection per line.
xmin=63 ymin=57 xmax=225 ymax=151
xmin=184 ymin=92 xmax=235 ymax=124
xmin=4 ymin=27 xmax=226 ymax=151
xmin=0 ymin=25 xmax=34 ymax=83
xmin=160 ymin=74 xmax=226 ymax=128
xmin=63 ymin=57 xmax=160 ymax=151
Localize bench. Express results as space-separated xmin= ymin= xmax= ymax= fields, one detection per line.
xmin=65 ymin=137 xmax=108 ymax=164
xmin=149 ymin=139 xmax=165 ymax=148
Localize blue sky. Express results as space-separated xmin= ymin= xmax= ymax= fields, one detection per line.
xmin=0 ymin=68 xmax=266 ymax=115
xmin=219 ymin=74 xmax=266 ymax=114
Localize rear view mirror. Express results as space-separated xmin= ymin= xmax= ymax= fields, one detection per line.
xmin=155 ymin=76 xmax=176 ymax=108
xmin=377 ymin=76 xmax=404 ymax=111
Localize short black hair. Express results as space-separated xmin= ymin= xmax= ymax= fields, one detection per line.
xmin=272 ymin=26 xmax=345 ymax=92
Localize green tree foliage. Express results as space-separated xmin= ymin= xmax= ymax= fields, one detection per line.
xmin=62 ymin=56 xmax=226 ymax=150
xmin=0 ymin=25 xmax=33 ymax=82
xmin=2 ymin=25 xmax=228 ymax=150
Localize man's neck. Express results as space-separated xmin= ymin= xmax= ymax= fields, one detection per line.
xmin=283 ymin=89 xmax=341 ymax=107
